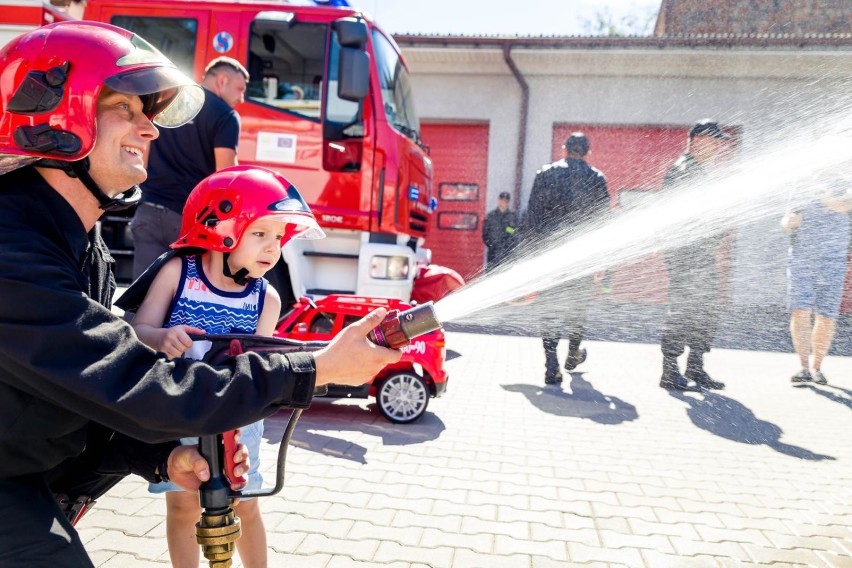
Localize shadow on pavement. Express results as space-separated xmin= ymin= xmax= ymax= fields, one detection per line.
xmin=263 ymin=403 xmax=446 ymax=464
xmin=800 ymin=383 xmax=852 ymax=411
xmin=668 ymin=389 xmax=835 ymax=461
xmin=502 ymin=372 xmax=638 ymax=425
xmin=446 ymin=349 xmax=462 ymax=362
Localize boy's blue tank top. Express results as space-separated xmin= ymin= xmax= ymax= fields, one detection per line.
xmin=166 ymin=255 xmax=267 ymax=361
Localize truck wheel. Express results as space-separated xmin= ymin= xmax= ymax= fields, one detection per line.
xmin=377 ymin=372 xmax=429 ymax=424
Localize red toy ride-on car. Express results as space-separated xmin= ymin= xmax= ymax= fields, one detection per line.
xmin=275 ymin=295 xmax=448 ymax=424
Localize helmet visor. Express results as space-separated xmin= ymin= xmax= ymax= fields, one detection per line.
xmin=266 ymin=184 xmax=325 ymax=240
xmin=104 ymin=66 xmax=204 ymax=127
xmin=0 ymin=155 xmax=38 ymax=175
xmin=267 ymin=211 xmax=325 ymax=241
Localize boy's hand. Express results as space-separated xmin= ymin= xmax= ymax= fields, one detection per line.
xmin=159 ymin=325 xmax=206 ymax=360
xmin=314 ymin=308 xmax=403 ymax=387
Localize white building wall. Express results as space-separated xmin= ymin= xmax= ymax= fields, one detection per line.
xmin=403 ymin=44 xmax=852 ymax=307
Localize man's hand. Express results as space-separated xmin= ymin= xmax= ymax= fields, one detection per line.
xmin=820 ymin=194 xmax=852 ymax=214
xmin=314 ymin=308 xmax=403 ymax=387
xmin=166 ymin=440 xmax=250 ymax=492
xmin=781 ymin=211 xmax=802 ymax=231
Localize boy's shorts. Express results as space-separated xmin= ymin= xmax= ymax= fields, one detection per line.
xmin=787 ymin=255 xmax=848 ymax=319
xmin=148 ymin=420 xmax=264 ymax=497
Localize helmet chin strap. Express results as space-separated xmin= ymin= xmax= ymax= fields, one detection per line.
xmin=222 ymin=252 xmax=250 ymax=285
xmin=40 ymin=158 xmax=141 ymax=212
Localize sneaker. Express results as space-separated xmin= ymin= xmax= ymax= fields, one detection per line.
xmin=812 ymin=370 xmax=827 ymax=385
xmin=685 ymin=368 xmax=725 ymax=390
xmin=564 ymin=347 xmax=587 ymax=371
xmin=790 ymin=369 xmax=812 ymax=384
xmin=660 ymin=369 xmax=700 ymax=391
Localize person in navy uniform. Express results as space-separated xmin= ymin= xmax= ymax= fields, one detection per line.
xmin=524 ymin=132 xmax=610 ymax=385
xmin=482 ymin=191 xmax=519 ymax=271
xmin=659 ymin=119 xmax=732 ymax=391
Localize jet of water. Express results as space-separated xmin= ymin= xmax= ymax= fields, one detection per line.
xmin=434 ymin=113 xmax=852 ymax=325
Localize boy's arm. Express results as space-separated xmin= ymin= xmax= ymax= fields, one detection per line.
xmin=131 ymin=258 xmax=201 ymax=358
xmin=255 ymin=286 xmax=282 ymax=338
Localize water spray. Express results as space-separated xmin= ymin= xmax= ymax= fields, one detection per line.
xmin=433 ymin=113 xmax=852 ymax=327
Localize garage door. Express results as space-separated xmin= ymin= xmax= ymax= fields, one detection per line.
xmin=420 ymin=123 xmax=490 ymax=281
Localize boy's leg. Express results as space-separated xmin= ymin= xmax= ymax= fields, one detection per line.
xmin=164 ymin=490 xmax=202 ymax=568
xmin=233 ymin=498 xmax=268 ymax=568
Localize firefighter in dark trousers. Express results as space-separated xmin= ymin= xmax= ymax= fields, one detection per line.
xmin=482 ymin=191 xmax=518 ymax=271
xmin=659 ymin=119 xmax=732 ymax=391
xmin=0 ymin=22 xmax=401 ymax=567
xmin=524 ymin=132 xmax=610 ymax=384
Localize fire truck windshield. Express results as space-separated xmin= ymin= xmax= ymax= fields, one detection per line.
xmin=372 ymin=29 xmax=421 ymax=145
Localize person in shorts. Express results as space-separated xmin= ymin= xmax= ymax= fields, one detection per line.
xmin=782 ymin=177 xmax=852 ymax=385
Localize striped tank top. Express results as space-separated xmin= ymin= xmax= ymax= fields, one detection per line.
xmin=166 ymin=255 xmax=267 ymax=361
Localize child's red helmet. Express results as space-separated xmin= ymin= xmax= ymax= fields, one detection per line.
xmin=0 ymin=21 xmax=203 ymax=173
xmin=172 ymin=166 xmax=325 ymax=252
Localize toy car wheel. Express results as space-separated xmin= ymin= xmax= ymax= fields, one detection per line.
xmin=377 ymin=372 xmax=429 ymax=424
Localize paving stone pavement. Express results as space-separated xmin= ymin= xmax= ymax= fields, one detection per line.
xmin=80 ymin=331 xmax=852 ymax=567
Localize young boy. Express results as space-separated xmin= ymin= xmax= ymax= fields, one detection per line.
xmin=131 ymin=165 xmax=324 ymax=568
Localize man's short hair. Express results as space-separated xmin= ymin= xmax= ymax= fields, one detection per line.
xmin=688 ymin=119 xmax=731 ymax=140
xmin=499 ymin=192 xmax=511 ymax=200
xmin=565 ymin=132 xmax=590 ymax=156
xmin=204 ymin=57 xmax=249 ymax=80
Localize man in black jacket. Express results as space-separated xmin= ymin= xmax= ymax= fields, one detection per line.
xmin=482 ymin=191 xmax=519 ymax=271
xmin=524 ymin=132 xmax=610 ymax=384
xmin=659 ymin=119 xmax=731 ymax=391
xmin=131 ymin=56 xmax=248 ymax=279
xmin=0 ymin=22 xmax=400 ymax=567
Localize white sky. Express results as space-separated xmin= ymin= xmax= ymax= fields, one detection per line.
xmin=356 ymin=0 xmax=661 ymax=36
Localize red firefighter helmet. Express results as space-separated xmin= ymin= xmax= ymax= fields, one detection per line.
xmin=172 ymin=166 xmax=325 ymax=252
xmin=0 ymin=21 xmax=203 ymax=174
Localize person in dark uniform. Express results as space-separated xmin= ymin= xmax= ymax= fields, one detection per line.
xmin=659 ymin=119 xmax=732 ymax=391
xmin=482 ymin=191 xmax=519 ymax=271
xmin=130 ymin=56 xmax=248 ymax=279
xmin=0 ymin=22 xmax=401 ymax=567
xmin=524 ymin=132 xmax=610 ymax=385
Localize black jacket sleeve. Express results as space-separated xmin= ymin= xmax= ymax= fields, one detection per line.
xmin=482 ymin=210 xmax=496 ymax=247
xmin=48 ymin=425 xmax=179 ymax=494
xmin=0 ymin=231 xmax=317 ymax=446
xmin=522 ymin=168 xmax=553 ymax=241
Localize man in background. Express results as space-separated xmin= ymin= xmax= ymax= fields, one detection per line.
xmin=782 ymin=176 xmax=852 ymax=386
xmin=659 ymin=119 xmax=732 ymax=391
xmin=524 ymin=132 xmax=610 ymax=385
xmin=482 ymin=191 xmax=519 ymax=272
xmin=130 ymin=56 xmax=248 ymax=278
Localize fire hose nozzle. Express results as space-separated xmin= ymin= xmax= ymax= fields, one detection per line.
xmin=367 ymin=301 xmax=442 ymax=349
xmin=196 ymin=509 xmax=241 ymax=567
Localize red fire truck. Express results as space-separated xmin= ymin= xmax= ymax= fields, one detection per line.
xmin=1 ymin=0 xmax=448 ymax=303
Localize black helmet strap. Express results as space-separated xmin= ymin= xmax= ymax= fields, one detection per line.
xmin=222 ymin=252 xmax=250 ymax=285
xmin=39 ymin=158 xmax=141 ymax=212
